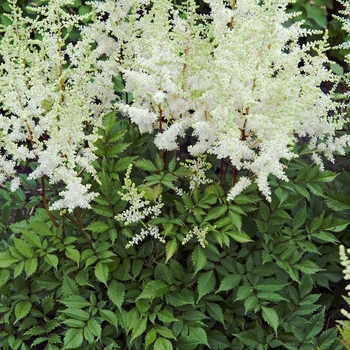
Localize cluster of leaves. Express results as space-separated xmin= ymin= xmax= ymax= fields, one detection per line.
xmin=0 ymin=112 xmax=348 ymax=349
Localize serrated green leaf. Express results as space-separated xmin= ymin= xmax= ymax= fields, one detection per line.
xmin=226 ymin=231 xmax=253 ymax=243
xmin=157 ymin=309 xmax=178 ymax=323
xmin=62 ymin=275 xmax=79 ymax=296
xmin=207 ymin=330 xmax=230 ymax=349
xmin=182 ymin=310 xmax=208 ymax=321
xmin=63 ymin=319 xmax=86 ymax=328
xmin=95 ymin=261 xmax=109 ymax=285
xmin=166 ymin=156 xmax=176 ymax=172
xmin=189 ymin=326 xmax=209 ymax=347
xmin=29 ymin=220 xmax=53 ymax=236
xmin=114 ymin=156 xmax=136 ymax=172
xmin=295 ymin=260 xmax=322 ymax=275
xmin=132 ymin=259 xmax=143 ymax=278
xmin=325 ymin=219 xmax=349 ymax=233
xmin=165 ymin=238 xmax=178 ymax=263
xmin=87 ymin=318 xmax=102 ymax=338
xmin=203 ymin=205 xmax=227 ymax=222
xmin=0 ymin=252 xmax=20 ymax=268
xmin=15 ymin=300 xmax=31 ymax=323
xmin=244 ymin=295 xmax=259 ymax=312
xmin=65 ymin=246 xmax=80 ymax=265
xmin=135 ymin=159 xmax=158 ymax=172
xmin=137 ymin=280 xmax=168 ymax=301
xmin=197 ymin=270 xmax=215 ymax=301
xmin=318 ymin=327 xmax=338 ymax=349
xmin=91 ymin=204 xmax=114 ymax=217
xmin=0 ymin=269 xmax=10 ymax=287
xmin=99 ymin=309 xmax=118 ymax=328
xmin=276 ymin=260 xmax=299 ymax=282
xmin=106 ymin=143 xmax=129 ymax=158
xmin=131 ymin=317 xmax=147 ymax=342
xmin=175 ymin=335 xmax=200 ymax=350
xmin=314 ymin=170 xmax=337 ymax=183
xmin=24 ymin=325 xmax=45 ymax=336
xmin=236 ymin=285 xmax=253 ymax=301
xmin=299 ymin=274 xmax=314 ymax=298
xmin=59 ymin=295 xmax=91 ymax=309
xmin=206 ymin=301 xmax=225 ymax=325
xmin=259 ymin=202 xmax=270 ymax=221
xmin=165 ymin=291 xmax=193 ymax=307
xmin=63 ymin=328 xmax=83 ymax=349
xmin=154 ymin=337 xmax=173 ymax=350
xmin=156 ymin=326 xmax=176 ymax=339
xmin=216 ymin=274 xmax=241 ymax=293
xmin=42 ymin=294 xmax=54 ymax=316
xmin=85 ymin=221 xmax=110 ymax=233
xmin=182 ymin=192 xmax=193 ymax=210
xmin=25 ymin=257 xmax=38 ymax=277
xmin=312 ymin=230 xmax=338 ymax=243
xmin=145 ymin=328 xmax=157 ymax=349
xmin=330 ymin=62 xmax=344 ymax=76
xmin=191 ymin=245 xmax=207 ymax=276
xmin=254 ymin=279 xmax=289 ymax=292
xmin=325 ymin=191 xmax=350 ymax=211
xmin=13 ymin=238 xmax=34 ymax=258
xmin=293 ymin=205 xmax=306 ymax=231
xmin=44 ymin=253 xmax=59 ymax=270
xmin=256 ymin=292 xmax=288 ymax=302
xmin=235 ymin=329 xmax=259 ymax=347
xmin=108 ymin=280 xmax=125 ymax=310
xmin=21 ymin=230 xmax=42 ymax=248
xmin=62 ymin=308 xmax=90 ymax=321
xmin=261 ymin=306 xmax=279 ymax=334
xmin=13 ymin=260 xmax=24 ymax=277
xmin=31 ymin=337 xmax=49 ymax=347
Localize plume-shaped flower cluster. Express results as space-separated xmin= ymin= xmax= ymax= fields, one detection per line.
xmin=95 ymin=0 xmax=350 ymax=200
xmin=0 ymin=0 xmax=117 ymax=211
xmin=0 ymin=0 xmax=349 ymax=211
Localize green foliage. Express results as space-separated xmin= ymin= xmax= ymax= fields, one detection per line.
xmin=0 ymin=109 xmax=346 ymax=349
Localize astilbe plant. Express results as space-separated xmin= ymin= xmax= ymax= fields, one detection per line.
xmin=0 ymin=0 xmax=117 ymax=213
xmin=0 ymin=0 xmax=349 ymax=349
xmin=98 ymin=0 xmax=350 ymax=201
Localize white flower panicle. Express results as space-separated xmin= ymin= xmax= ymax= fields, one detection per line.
xmin=97 ymin=0 xmax=350 ymax=201
xmin=340 ymin=245 xmax=350 ymax=280
xmin=115 ymin=165 xmax=164 ymax=226
xmin=0 ymin=0 xmax=117 ymax=211
xmin=227 ymin=177 xmax=252 ymax=201
xmin=182 ymin=226 xmax=209 ymax=248
xmin=125 ymin=225 xmax=165 ymax=249
xmin=339 ymin=245 xmax=350 ymax=319
xmin=181 ymin=155 xmax=213 ymax=190
xmin=1 ymin=0 xmax=350 ymax=212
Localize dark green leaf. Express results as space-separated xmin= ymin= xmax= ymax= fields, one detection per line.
xmin=63 ymin=328 xmax=83 ymax=349
xmin=207 ymin=330 xmax=230 ymax=349
xmin=108 ymin=280 xmax=125 ymax=310
xmin=95 ymin=262 xmax=109 ymax=285
xmin=188 ymin=326 xmax=209 ymax=347
xmin=206 ymin=302 xmax=225 ymax=325
xmin=154 ymin=337 xmax=173 ymax=350
xmin=325 ymin=191 xmax=350 ymax=211
xmin=135 ymin=159 xmax=158 ymax=172
xmin=131 ymin=317 xmax=147 ymax=342
xmin=261 ymin=306 xmax=279 ymax=334
xmin=216 ymin=274 xmax=241 ymax=293
xmin=197 ymin=270 xmax=216 ymax=301
xmin=137 ymin=280 xmax=169 ymax=301
xmin=295 ymin=260 xmax=322 ymax=275
xmin=15 ymin=300 xmax=31 ymax=323
xmin=191 ymin=245 xmax=207 ymax=276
